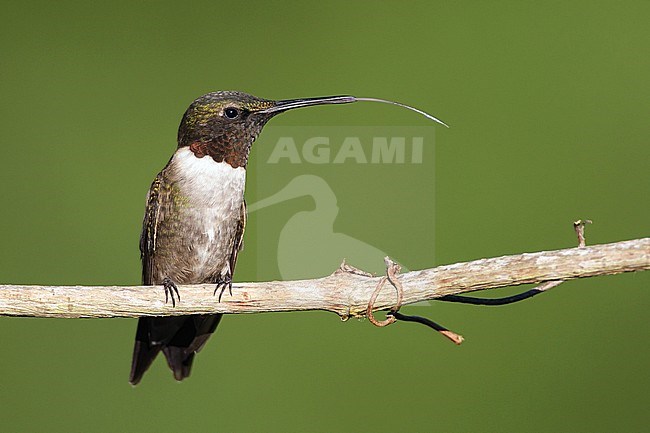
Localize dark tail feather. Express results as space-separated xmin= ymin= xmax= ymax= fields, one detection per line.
xmin=129 ymin=318 xmax=162 ymax=385
xmin=162 ymin=346 xmax=196 ymax=381
xmin=129 ymin=314 xmax=222 ymax=384
xmin=160 ymin=314 xmax=223 ymax=381
xmin=187 ymin=314 xmax=223 ymax=354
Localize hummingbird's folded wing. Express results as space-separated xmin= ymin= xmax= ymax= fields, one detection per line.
xmin=139 ymin=172 xmax=170 ymax=285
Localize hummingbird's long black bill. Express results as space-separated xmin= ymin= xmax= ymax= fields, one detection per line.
xmin=258 ymin=95 xmax=449 ymax=127
xmin=258 ymin=96 xmax=356 ymax=113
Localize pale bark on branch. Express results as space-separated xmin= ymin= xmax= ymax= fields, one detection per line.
xmin=0 ymin=238 xmax=648 ymax=319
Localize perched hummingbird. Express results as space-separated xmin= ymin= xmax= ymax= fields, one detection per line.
xmin=129 ymin=91 xmax=447 ymax=385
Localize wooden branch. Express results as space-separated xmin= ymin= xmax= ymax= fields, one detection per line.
xmin=0 ymin=238 xmax=648 ymax=319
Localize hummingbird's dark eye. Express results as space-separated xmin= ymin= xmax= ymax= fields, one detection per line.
xmin=224 ymin=107 xmax=239 ymax=119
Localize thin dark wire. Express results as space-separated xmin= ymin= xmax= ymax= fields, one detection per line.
xmin=438 ymin=289 xmax=543 ymax=306
xmin=388 ymin=311 xmax=450 ymax=332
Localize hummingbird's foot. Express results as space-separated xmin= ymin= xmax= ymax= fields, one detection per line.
xmin=214 ymin=274 xmax=233 ymax=302
xmin=162 ymin=277 xmax=180 ymax=307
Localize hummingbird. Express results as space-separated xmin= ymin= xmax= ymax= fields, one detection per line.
xmin=129 ymin=91 xmax=447 ymax=385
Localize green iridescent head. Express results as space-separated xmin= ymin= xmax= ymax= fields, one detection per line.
xmin=176 ymin=91 xmax=355 ymax=167
xmin=177 ymin=91 xmax=275 ymax=147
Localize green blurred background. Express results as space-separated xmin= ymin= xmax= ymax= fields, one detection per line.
xmin=1 ymin=1 xmax=648 ymax=432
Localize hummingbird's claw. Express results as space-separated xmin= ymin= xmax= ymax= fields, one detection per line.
xmin=214 ymin=274 xmax=233 ymax=302
xmin=162 ymin=277 xmax=180 ymax=307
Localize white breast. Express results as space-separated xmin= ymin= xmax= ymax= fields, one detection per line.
xmin=168 ymin=147 xmax=247 ymax=276
xmin=171 ymin=147 xmax=247 ymax=205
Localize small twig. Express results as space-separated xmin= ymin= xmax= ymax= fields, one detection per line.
xmin=385 ymin=257 xmax=404 ymax=311
xmin=366 ymin=276 xmax=395 ymax=327
xmin=574 ymin=219 xmax=593 ymax=248
xmin=366 ymin=257 xmax=404 ymax=327
xmin=337 ymin=259 xmax=374 ymax=277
